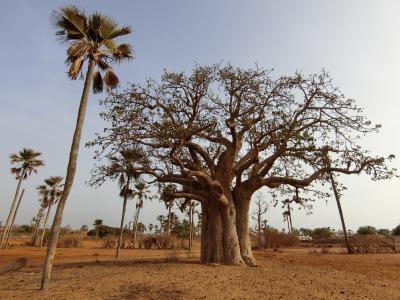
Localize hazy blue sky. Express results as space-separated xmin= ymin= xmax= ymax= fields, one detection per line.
xmin=0 ymin=1 xmax=399 ymax=232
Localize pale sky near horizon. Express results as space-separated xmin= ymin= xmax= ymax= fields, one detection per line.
xmin=0 ymin=0 xmax=399 ymax=232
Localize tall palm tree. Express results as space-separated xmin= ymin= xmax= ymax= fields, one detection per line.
xmin=4 ymin=189 xmax=25 ymax=247
xmin=132 ymin=181 xmax=151 ymax=247
xmin=37 ymin=177 xmax=63 ymax=248
xmin=1 ymin=148 xmax=44 ymax=249
xmin=42 ymin=6 xmax=133 ymax=290
xmin=31 ymin=204 xmax=46 ymax=246
xmin=106 ymin=149 xmax=142 ymax=258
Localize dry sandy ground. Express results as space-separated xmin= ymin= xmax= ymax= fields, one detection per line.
xmin=0 ymin=246 xmax=399 ymax=299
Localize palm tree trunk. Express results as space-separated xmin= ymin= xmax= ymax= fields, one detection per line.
xmin=1 ymin=169 xmax=26 ymax=249
xmin=116 ymin=183 xmax=130 ymax=258
xmin=40 ymin=204 xmax=52 ymax=248
xmin=41 ymin=58 xmax=95 ymax=290
xmin=32 ymin=208 xmax=44 ymax=246
xmin=167 ymin=205 xmax=171 ymax=236
xmin=329 ymin=172 xmax=354 ymax=254
xmin=133 ymin=204 xmax=141 ymax=248
xmin=5 ymin=189 xmax=25 ymax=247
xmin=288 ymin=203 xmax=293 ymax=233
xmin=189 ymin=203 xmax=193 ymax=253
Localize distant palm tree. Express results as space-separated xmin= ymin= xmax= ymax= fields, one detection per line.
xmin=148 ymin=223 xmax=154 ymax=234
xmin=1 ymin=148 xmax=44 ymax=249
xmin=93 ymin=219 xmax=103 ymax=238
xmin=31 ymin=203 xmax=46 ymax=246
xmin=106 ymin=149 xmax=144 ymax=258
xmin=132 ymin=181 xmax=151 ymax=247
xmin=37 ymin=177 xmax=64 ymax=248
xmin=42 ymin=6 xmax=133 ymax=290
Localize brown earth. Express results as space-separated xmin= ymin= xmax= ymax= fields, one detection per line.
xmin=0 ymin=242 xmax=399 ymax=299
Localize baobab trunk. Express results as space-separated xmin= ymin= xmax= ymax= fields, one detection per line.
xmin=329 ymin=172 xmax=354 ymax=254
xmin=116 ymin=191 xmax=129 ymax=258
xmin=1 ymin=169 xmax=26 ymax=249
xmin=200 ymin=201 xmax=223 ymax=264
xmin=5 ymin=189 xmax=25 ymax=247
xmin=41 ymin=59 xmax=95 ymax=290
xmin=234 ymin=190 xmax=257 ymax=266
xmin=40 ymin=204 xmax=52 ymax=248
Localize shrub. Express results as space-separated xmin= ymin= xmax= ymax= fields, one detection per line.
xmin=357 ymin=226 xmax=377 ymax=235
xmin=262 ymin=229 xmax=299 ymax=249
xmin=102 ymin=239 xmax=116 ymax=248
xmin=43 ymin=234 xmax=82 ymax=248
xmin=392 ymin=224 xmax=400 ymax=236
xmin=312 ymin=227 xmax=333 ymax=239
xmin=349 ymin=234 xmax=396 ymax=253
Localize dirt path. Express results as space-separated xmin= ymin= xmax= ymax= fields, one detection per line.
xmin=0 ymin=249 xmax=399 ymax=299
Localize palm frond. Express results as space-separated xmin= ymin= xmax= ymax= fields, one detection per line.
xmin=92 ymin=71 xmax=103 ymax=94
xmin=104 ymin=69 xmax=119 ymax=90
xmin=53 ymin=6 xmax=88 ymax=42
xmin=112 ymin=43 xmax=133 ymax=62
xmin=68 ymin=57 xmax=83 ymax=80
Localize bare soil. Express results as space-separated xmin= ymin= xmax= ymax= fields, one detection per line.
xmin=0 ymin=243 xmax=399 ymax=299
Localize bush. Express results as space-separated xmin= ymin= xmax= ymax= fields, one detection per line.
xmin=102 ymin=239 xmax=116 ymax=248
xmin=262 ymin=229 xmax=299 ymax=249
xmin=349 ymin=234 xmax=396 ymax=253
xmin=43 ymin=234 xmax=82 ymax=248
xmin=392 ymin=224 xmax=400 ymax=236
xmin=357 ymin=226 xmax=377 ymax=235
xmin=312 ymin=227 xmax=333 ymax=239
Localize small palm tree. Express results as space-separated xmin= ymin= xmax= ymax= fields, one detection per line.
xmin=37 ymin=177 xmax=63 ymax=248
xmin=1 ymin=148 xmax=44 ymax=249
xmin=93 ymin=219 xmax=103 ymax=237
xmin=42 ymin=6 xmax=133 ymax=289
xmin=132 ymin=181 xmax=151 ymax=247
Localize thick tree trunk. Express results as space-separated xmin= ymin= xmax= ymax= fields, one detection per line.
xmin=200 ymin=201 xmax=223 ymax=264
xmin=41 ymin=58 xmax=95 ymax=290
xmin=234 ymin=191 xmax=257 ymax=266
xmin=1 ymin=170 xmax=26 ymax=249
xmin=116 ymin=193 xmax=129 ymax=258
xmin=40 ymin=205 xmax=52 ymax=248
xmin=329 ymin=173 xmax=354 ymax=254
xmin=5 ymin=189 xmax=25 ymax=247
xmin=220 ymin=192 xmax=244 ymax=265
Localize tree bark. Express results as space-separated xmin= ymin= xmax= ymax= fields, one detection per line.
xmin=234 ymin=191 xmax=257 ymax=266
xmin=1 ymin=169 xmax=26 ymax=249
xmin=32 ymin=208 xmax=44 ymax=246
xmin=41 ymin=58 xmax=95 ymax=290
xmin=39 ymin=204 xmax=52 ymax=248
xmin=133 ymin=201 xmax=141 ymax=248
xmin=200 ymin=201 xmax=223 ymax=264
xmin=116 ymin=188 xmax=129 ymax=258
xmin=189 ymin=202 xmax=192 ymax=253
xmin=5 ymin=189 xmax=25 ymax=247
xmin=329 ymin=172 xmax=354 ymax=254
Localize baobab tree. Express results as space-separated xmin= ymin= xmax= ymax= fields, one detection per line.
xmin=1 ymin=148 xmax=44 ymax=249
xmin=89 ymin=148 xmax=146 ymax=258
xmin=42 ymin=5 xmax=133 ymax=289
xmin=89 ymin=64 xmax=396 ymax=266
